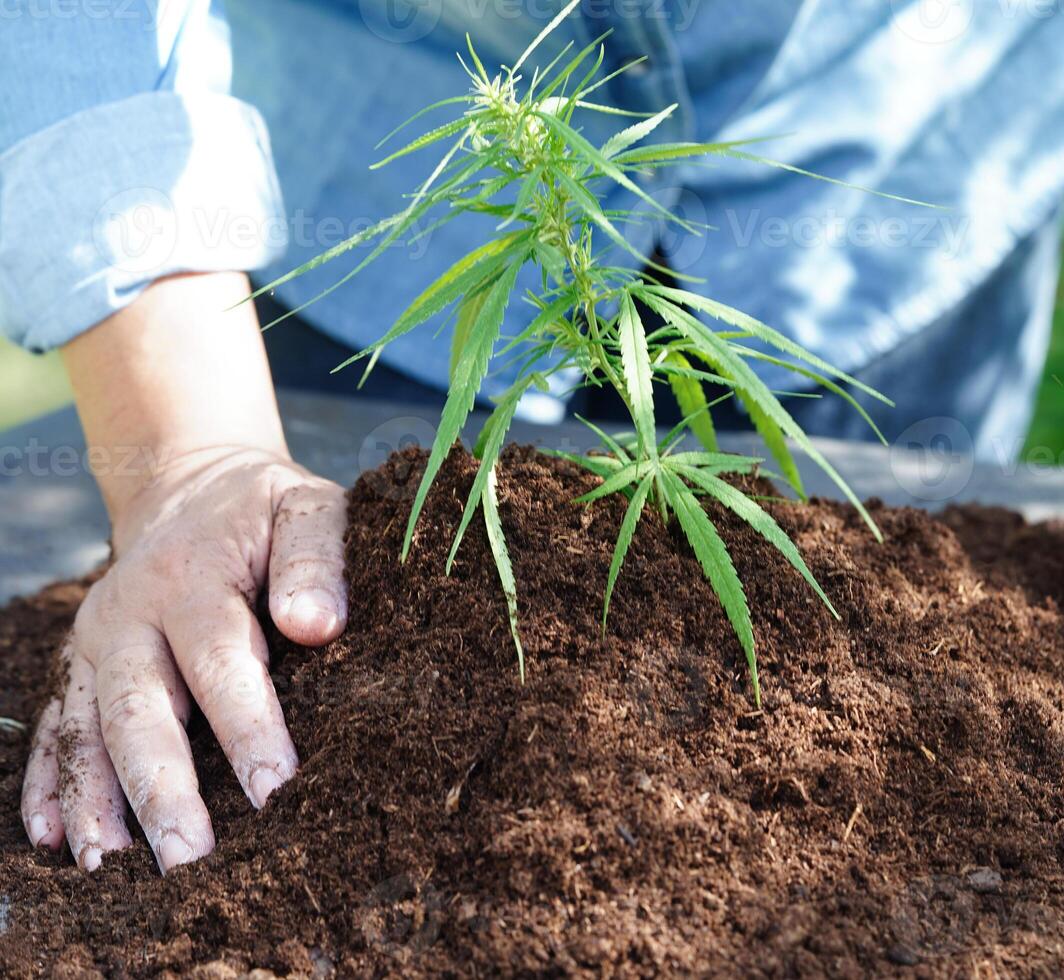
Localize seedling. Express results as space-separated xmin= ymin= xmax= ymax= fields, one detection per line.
xmin=253 ymin=0 xmax=912 ymax=705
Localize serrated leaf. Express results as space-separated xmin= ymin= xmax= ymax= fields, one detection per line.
xmin=601 ymin=104 xmax=676 ymax=160
xmin=688 ymin=355 xmax=803 ymax=498
xmin=482 ymin=465 xmax=525 ymax=682
xmin=664 ymin=451 xmax=762 ymax=472
xmin=603 ymin=471 xmax=655 ymax=630
xmin=715 ymin=147 xmax=939 ymax=208
xmin=498 ymin=165 xmax=542 ymax=229
xmin=402 ymin=262 xmax=521 ymax=561
xmin=664 ymin=351 xmax=718 ymax=452
xmin=574 ymin=414 xmax=632 ymax=465
xmin=337 ymin=231 xmax=530 ymax=374
xmin=246 ymin=211 xmax=406 ymax=306
xmin=513 ymin=0 xmax=582 ymax=72
xmin=496 ymin=289 xmax=577 ymax=358
xmin=447 ymin=378 xmax=531 ymax=572
xmin=733 ymin=348 xmax=888 ymax=444
xmin=573 ymin=459 xmax=653 ymax=504
xmin=609 ymin=136 xmax=780 ymax=167
xmin=643 ymin=285 xmax=892 ymax=405
xmin=535 ymin=30 xmax=612 ymax=102
xmin=450 ymin=283 xmax=494 ymax=383
xmin=638 ymin=291 xmax=883 ymax=543
xmin=372 ymin=116 xmax=474 ymax=169
xmin=373 ymin=96 xmax=475 ymax=150
xmin=538 ymin=448 xmax=624 ymax=480
xmin=661 ymin=469 xmax=760 ymax=706
xmin=537 ymin=111 xmax=694 ymax=232
xmin=271 ymin=139 xmax=486 ymax=335
xmin=668 ymin=462 xmax=838 ymax=619
xmin=617 ymin=292 xmax=657 ymax=458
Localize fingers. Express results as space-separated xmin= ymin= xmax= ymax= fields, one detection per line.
xmin=269 ymin=481 xmax=348 ymax=645
xmin=165 ymin=593 xmax=299 ymax=810
xmin=93 ymin=628 xmax=214 ymax=874
xmin=21 ymin=697 xmax=65 ymax=851
xmin=57 ymin=652 xmax=133 ymax=871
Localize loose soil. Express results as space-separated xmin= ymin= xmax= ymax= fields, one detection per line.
xmin=2 ymin=446 xmax=1064 ymax=978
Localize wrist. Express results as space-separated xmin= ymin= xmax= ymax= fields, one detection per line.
xmin=62 ymin=272 xmax=289 ymax=542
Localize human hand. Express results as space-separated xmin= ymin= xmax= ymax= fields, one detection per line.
xmin=20 ymin=446 xmax=347 ymax=873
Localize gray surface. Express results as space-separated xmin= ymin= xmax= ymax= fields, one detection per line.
xmin=3 ymin=389 xmax=1064 ymax=603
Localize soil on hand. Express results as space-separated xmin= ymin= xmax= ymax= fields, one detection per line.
xmin=2 ymin=447 xmax=1064 ymax=978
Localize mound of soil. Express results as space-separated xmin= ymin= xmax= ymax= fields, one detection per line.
xmin=2 ymin=446 xmax=1064 ymax=977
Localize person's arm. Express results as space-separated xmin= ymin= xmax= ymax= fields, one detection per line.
xmin=20 ymin=271 xmax=348 ymax=873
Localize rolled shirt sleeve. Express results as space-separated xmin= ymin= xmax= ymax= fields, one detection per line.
xmin=0 ymin=0 xmax=287 ymax=351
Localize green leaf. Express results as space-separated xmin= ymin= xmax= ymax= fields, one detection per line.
xmin=537 ymin=111 xmax=695 ymax=233
xmin=551 ymin=168 xmax=697 ymax=282
xmin=664 ymin=351 xmax=718 ymax=452
xmin=497 ymin=165 xmax=542 ymax=230
xmin=660 ymin=470 xmax=760 ymax=706
xmin=638 ymin=291 xmax=883 ymax=542
xmin=609 ymin=136 xmax=781 ymax=167
xmin=573 ymin=56 xmax=649 ymax=101
xmin=371 ymin=116 xmax=474 ymax=169
xmin=601 ymin=104 xmax=677 ymax=160
xmin=245 ymin=211 xmax=406 ymax=306
xmin=465 ymin=33 xmax=490 ymax=84
xmin=602 ymin=471 xmax=655 ymax=630
xmin=643 ymin=285 xmax=892 ymax=405
xmin=688 ymin=357 xmax=803 ymax=499
xmin=732 ymin=348 xmax=888 ymax=444
xmin=574 ymin=413 xmax=632 ymax=465
xmin=482 ymin=465 xmax=525 ymax=682
xmin=668 ymin=462 xmax=838 ymax=619
xmin=450 ymin=283 xmax=494 ymax=384
xmin=664 ymin=451 xmax=762 ymax=473
xmin=266 ymin=138 xmax=486 ymax=334
xmin=573 ymin=459 xmax=653 ymax=504
xmin=402 ymin=262 xmax=521 ymax=561
xmin=447 ymin=379 xmax=531 ymax=572
xmin=535 ymin=30 xmax=612 ymax=103
xmin=497 ymin=290 xmax=578 ymax=357
xmin=715 ymin=147 xmax=940 ymax=208
xmin=336 ymin=231 xmax=530 ymax=373
xmin=512 ymin=0 xmax=582 ymax=73
xmin=617 ymin=292 xmax=657 ymax=458
xmin=573 ymin=101 xmax=658 ymax=118
xmin=373 ymin=95 xmax=474 ymax=151
xmin=538 ymin=448 xmax=623 ymax=481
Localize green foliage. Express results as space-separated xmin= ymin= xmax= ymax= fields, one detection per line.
xmin=259 ymin=0 xmax=909 ymax=703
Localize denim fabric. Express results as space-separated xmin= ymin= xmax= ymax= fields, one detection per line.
xmin=0 ymin=1 xmax=286 ymax=350
xmin=2 ymin=0 xmax=1063 ymax=457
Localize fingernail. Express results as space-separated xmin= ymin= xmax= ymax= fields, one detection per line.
xmin=157 ymin=832 xmax=194 ymax=873
xmin=27 ymin=812 xmax=49 ymax=847
xmin=286 ymin=589 xmax=340 ymax=635
xmin=80 ymin=845 xmax=103 ymax=872
xmin=250 ymin=767 xmax=286 ymax=809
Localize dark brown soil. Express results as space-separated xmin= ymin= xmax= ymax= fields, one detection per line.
xmin=2 ymin=446 xmax=1064 ymax=978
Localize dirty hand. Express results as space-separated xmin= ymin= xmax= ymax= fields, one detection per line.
xmin=19 ymin=272 xmax=346 ymax=873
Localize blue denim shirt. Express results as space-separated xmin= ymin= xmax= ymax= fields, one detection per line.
xmin=2 ymin=0 xmax=1063 ymax=459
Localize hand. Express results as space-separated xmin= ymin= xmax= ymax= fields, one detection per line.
xmin=17 ymin=270 xmax=345 ymax=873
xmin=20 ymin=446 xmax=347 ymax=872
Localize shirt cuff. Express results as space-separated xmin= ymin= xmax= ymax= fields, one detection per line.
xmin=0 ymin=90 xmax=288 ymax=351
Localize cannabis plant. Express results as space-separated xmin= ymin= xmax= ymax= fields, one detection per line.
xmin=254 ymin=0 xmax=911 ymax=705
